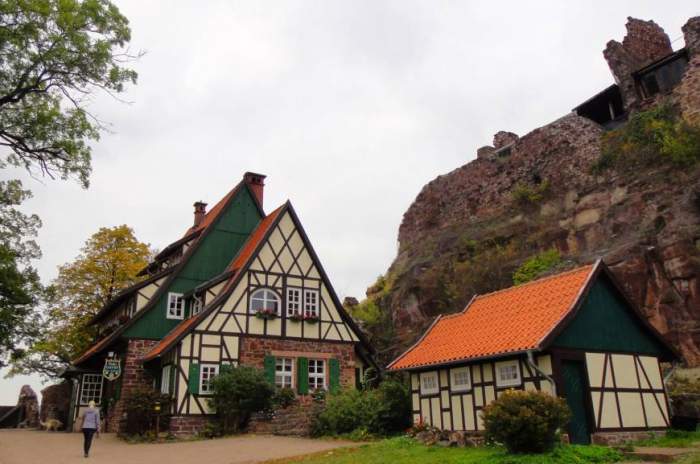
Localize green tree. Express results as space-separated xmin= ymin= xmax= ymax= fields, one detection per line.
xmin=10 ymin=225 xmax=151 ymax=377
xmin=512 ymin=249 xmax=562 ymax=285
xmin=0 ymin=0 xmax=138 ymax=186
xmin=208 ymin=366 xmax=275 ymax=434
xmin=0 ymin=180 xmax=41 ymax=367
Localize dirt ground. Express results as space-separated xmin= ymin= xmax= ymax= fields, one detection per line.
xmin=0 ymin=430 xmax=356 ymax=464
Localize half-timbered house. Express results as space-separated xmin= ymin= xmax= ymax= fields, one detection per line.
xmin=67 ymin=173 xmax=373 ymax=435
xmin=387 ymin=261 xmax=678 ymax=445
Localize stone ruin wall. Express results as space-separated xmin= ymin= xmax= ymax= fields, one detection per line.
xmin=394 ymin=16 xmax=700 ymax=365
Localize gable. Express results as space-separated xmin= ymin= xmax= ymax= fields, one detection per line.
xmin=552 ymin=275 xmax=668 ymax=356
xmin=124 ymin=187 xmax=263 ymax=339
xmin=193 ymin=207 xmax=361 ymax=343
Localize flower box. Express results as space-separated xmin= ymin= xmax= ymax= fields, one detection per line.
xmin=288 ymin=312 xmax=319 ymax=323
xmin=255 ymin=308 xmax=278 ymax=320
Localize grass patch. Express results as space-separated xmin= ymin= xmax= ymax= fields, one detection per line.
xmin=633 ymin=429 xmax=700 ymax=448
xmin=264 ymin=437 xmax=622 ymax=464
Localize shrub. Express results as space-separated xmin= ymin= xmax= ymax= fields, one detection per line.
xmin=482 ymin=390 xmax=570 ymax=453
xmin=207 ymin=365 xmax=275 ymax=434
xmin=594 ymin=103 xmax=700 ymax=173
xmin=511 ymin=180 xmax=551 ymax=207
xmin=312 ymin=379 xmax=411 ymax=437
xmin=272 ymin=387 xmax=296 ymax=409
xmin=122 ymin=387 xmax=171 ymax=436
xmin=512 ymin=249 xmax=562 ymax=285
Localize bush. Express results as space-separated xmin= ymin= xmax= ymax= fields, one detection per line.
xmin=312 ymin=379 xmax=411 ymax=437
xmin=511 ymin=180 xmax=551 ymax=208
xmin=122 ymin=387 xmax=171 ymax=436
xmin=512 ymin=249 xmax=562 ymax=285
xmin=482 ymin=390 xmax=570 ymax=453
xmin=272 ymin=387 xmax=296 ymax=409
xmin=594 ymin=103 xmax=700 ymax=173
xmin=207 ymin=365 xmax=275 ymax=434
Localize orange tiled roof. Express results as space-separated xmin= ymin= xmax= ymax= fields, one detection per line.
xmin=142 ymin=204 xmax=286 ymax=362
xmin=388 ymin=264 xmax=596 ymax=370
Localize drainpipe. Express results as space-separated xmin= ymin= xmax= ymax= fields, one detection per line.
xmin=527 ymin=351 xmax=557 ymax=396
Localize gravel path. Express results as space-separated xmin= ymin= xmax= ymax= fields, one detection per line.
xmin=0 ymin=429 xmax=356 ymax=464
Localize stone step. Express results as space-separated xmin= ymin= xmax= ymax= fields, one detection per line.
xmin=622 ymin=447 xmax=691 ymax=463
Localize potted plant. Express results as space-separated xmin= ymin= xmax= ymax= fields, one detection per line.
xmin=304 ymin=314 xmax=319 ymax=324
xmin=288 ymin=311 xmax=304 ymax=323
xmin=255 ymin=308 xmax=278 ymax=320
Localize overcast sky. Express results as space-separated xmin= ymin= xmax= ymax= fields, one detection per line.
xmin=1 ymin=0 xmax=698 ymax=404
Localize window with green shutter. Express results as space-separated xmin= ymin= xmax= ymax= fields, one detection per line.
xmin=329 ymin=358 xmax=340 ymax=393
xmin=264 ymin=355 xmax=276 ymax=384
xmin=297 ymin=357 xmax=309 ymax=395
xmin=188 ymin=363 xmax=200 ymax=395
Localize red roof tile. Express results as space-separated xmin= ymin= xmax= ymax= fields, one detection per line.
xmin=388 ymin=264 xmax=596 ymax=370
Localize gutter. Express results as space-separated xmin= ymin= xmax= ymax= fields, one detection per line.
xmin=527 ymin=350 xmax=557 ymax=396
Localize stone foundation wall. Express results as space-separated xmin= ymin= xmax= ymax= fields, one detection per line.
xmin=107 ymin=339 xmax=158 ymax=434
xmin=169 ymin=416 xmax=211 ymax=438
xmin=248 ymin=396 xmax=322 ymax=436
xmin=239 ymin=337 xmax=358 ymax=390
xmin=591 ymin=430 xmax=666 ymax=446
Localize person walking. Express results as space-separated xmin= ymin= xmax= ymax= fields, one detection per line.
xmin=79 ymin=401 xmax=100 ymax=457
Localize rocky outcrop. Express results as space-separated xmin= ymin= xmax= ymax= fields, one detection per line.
xmin=372 ymin=16 xmax=700 ymax=366
xmin=17 ymin=385 xmax=39 ymax=428
xmin=40 ymin=382 xmax=71 ymax=425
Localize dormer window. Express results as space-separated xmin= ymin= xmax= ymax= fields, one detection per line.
xmin=126 ymin=297 xmax=137 ymax=318
xmin=249 ymin=288 xmax=280 ymax=315
xmin=167 ymin=292 xmax=184 ymax=320
xmin=191 ymin=296 xmax=203 ymax=316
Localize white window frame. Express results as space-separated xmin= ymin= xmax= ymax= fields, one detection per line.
xmin=308 ymin=359 xmax=326 ymax=390
xmin=496 ymin=360 xmax=521 ymax=387
xmin=199 ymin=364 xmax=219 ymax=395
xmin=79 ymin=374 xmax=103 ymax=405
xmin=420 ymin=371 xmax=439 ymax=395
xmin=126 ymin=297 xmax=137 ymax=318
xmin=161 ymin=365 xmax=172 ymax=394
xmin=286 ymin=288 xmax=301 ymax=316
xmin=191 ymin=296 xmax=203 ymax=316
xmin=249 ymin=288 xmax=281 ymax=315
xmin=167 ymin=292 xmax=184 ymax=320
xmin=275 ymin=357 xmax=294 ymax=389
xmin=450 ymin=366 xmax=471 ymax=392
xmin=303 ymin=289 xmax=319 ymax=317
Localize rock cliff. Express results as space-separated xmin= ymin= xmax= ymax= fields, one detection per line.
xmin=365 ymin=17 xmax=700 ymax=366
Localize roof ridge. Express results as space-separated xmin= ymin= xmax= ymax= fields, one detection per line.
xmin=474 ymin=263 xmax=594 ymax=301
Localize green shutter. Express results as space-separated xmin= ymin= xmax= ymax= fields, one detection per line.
xmin=264 ymin=355 xmax=276 ymax=384
xmin=329 ymin=358 xmax=341 ymax=393
xmin=169 ymin=365 xmax=176 ymax=394
xmin=188 ymin=363 xmax=200 ymax=395
xmin=297 ymin=357 xmax=309 ymax=395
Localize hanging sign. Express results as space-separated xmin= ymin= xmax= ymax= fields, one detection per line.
xmin=103 ymin=356 xmax=122 ymax=381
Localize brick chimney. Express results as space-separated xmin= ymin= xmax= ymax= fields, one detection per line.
xmin=243 ymin=172 xmax=266 ymax=208
xmin=193 ymin=201 xmax=207 ymax=227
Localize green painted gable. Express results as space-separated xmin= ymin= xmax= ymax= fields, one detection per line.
xmin=552 ymin=275 xmax=667 ymax=357
xmin=124 ymin=186 xmax=262 ymax=339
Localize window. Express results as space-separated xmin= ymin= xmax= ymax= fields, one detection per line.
xmin=161 ymin=365 xmax=172 ymax=394
xmin=420 ymin=372 xmax=439 ymax=395
xmin=167 ymin=293 xmax=184 ymax=319
xmin=286 ymin=288 xmax=301 ymax=316
xmin=126 ymin=297 xmax=137 ymax=318
xmin=496 ymin=361 xmax=521 ymax=387
xmin=199 ymin=364 xmax=219 ymax=394
xmin=191 ymin=296 xmax=203 ymax=316
xmin=451 ymin=367 xmax=471 ymax=392
xmin=275 ymin=358 xmax=294 ymax=388
xmin=308 ymin=359 xmax=325 ymax=390
xmin=249 ymin=288 xmax=280 ymax=314
xmin=80 ymin=374 xmax=103 ymax=405
xmin=304 ymin=289 xmax=319 ymax=317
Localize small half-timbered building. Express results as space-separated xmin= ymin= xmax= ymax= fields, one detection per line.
xmin=387 ymin=261 xmax=678 ymax=445
xmin=67 ymin=173 xmax=373 ymax=435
